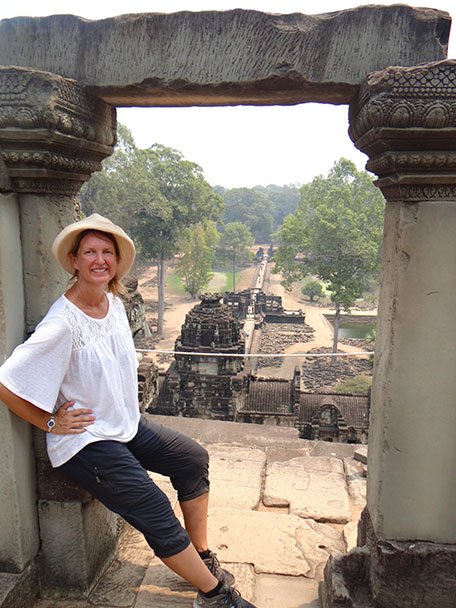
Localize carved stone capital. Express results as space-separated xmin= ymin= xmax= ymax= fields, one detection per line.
xmin=0 ymin=67 xmax=116 ymax=195
xmin=349 ymin=60 xmax=456 ymax=202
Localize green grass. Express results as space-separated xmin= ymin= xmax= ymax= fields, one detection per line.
xmin=166 ymin=271 xmax=187 ymax=296
xmin=333 ymin=375 xmax=372 ymax=395
xmin=166 ymin=269 xmax=241 ymax=297
xmin=211 ymin=271 xmax=240 ymax=292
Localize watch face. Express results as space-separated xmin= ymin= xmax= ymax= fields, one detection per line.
xmin=47 ymin=418 xmax=56 ymax=429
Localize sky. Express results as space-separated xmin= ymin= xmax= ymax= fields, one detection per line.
xmin=2 ymin=1 xmax=455 ymax=188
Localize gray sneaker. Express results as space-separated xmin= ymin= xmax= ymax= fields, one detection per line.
xmin=203 ymin=551 xmax=235 ymax=586
xmin=193 ymin=584 xmax=256 ymax=608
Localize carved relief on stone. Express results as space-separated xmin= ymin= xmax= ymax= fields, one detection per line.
xmin=349 ymin=60 xmax=456 ymax=202
xmin=0 ymin=67 xmax=116 ymax=195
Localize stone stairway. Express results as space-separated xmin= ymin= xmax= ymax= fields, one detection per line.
xmin=34 ymin=416 xmax=366 ymax=608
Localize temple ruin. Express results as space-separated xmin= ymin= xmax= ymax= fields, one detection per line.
xmin=1 ymin=5 xmax=455 ymax=607
xmin=152 ymin=291 xmax=370 ymax=444
xmin=161 ymin=293 xmax=247 ymax=419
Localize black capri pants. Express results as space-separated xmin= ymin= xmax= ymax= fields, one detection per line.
xmin=57 ymin=416 xmax=210 ymax=558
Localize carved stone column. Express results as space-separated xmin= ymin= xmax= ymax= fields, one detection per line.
xmin=321 ymin=60 xmax=456 ymax=607
xmin=0 ymin=66 xmax=117 ymax=331
xmin=0 ymin=66 xmax=118 ymax=600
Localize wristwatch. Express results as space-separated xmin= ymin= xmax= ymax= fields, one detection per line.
xmin=46 ymin=415 xmax=56 ymax=432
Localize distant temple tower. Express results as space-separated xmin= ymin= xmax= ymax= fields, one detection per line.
xmin=165 ymin=293 xmax=247 ymax=419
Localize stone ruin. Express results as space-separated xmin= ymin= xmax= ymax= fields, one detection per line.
xmin=1 ymin=5 xmax=456 ymax=608
xmin=120 ymin=276 xmax=158 ymax=411
xmin=120 ymin=276 xmax=149 ymax=337
xmin=224 ymin=289 xmax=305 ymax=324
xmin=153 ymin=293 xmax=247 ymax=420
xmin=153 ymin=294 xmax=369 ymax=445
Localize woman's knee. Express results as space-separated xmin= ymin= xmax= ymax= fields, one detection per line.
xmin=173 ymin=442 xmax=209 ymax=501
xmin=190 ymin=441 xmax=209 ymax=470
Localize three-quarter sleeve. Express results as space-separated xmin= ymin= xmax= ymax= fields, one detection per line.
xmin=0 ymin=317 xmax=73 ymax=413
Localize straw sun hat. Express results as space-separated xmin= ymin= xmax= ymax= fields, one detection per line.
xmin=52 ymin=213 xmax=136 ymax=279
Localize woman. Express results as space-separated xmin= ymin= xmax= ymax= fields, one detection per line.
xmin=0 ymin=213 xmax=256 ymax=608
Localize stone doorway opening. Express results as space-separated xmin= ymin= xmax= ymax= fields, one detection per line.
xmin=1 ymin=6 xmax=455 ymax=608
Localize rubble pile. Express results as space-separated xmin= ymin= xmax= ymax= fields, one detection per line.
xmin=257 ymin=323 xmax=314 ymax=369
xmin=301 ymin=347 xmax=371 ymax=391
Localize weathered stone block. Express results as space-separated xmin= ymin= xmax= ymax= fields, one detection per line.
xmin=322 ymin=508 xmax=456 ymax=607
xmin=206 ymin=444 xmax=266 ymax=510
xmin=0 ymin=7 xmax=449 ymax=107
xmin=208 ymin=507 xmax=345 ymax=579
xmin=370 ymin=539 xmax=456 ymax=608
xmin=255 ymin=574 xmax=320 ymax=608
xmin=0 ymin=562 xmax=39 ymax=608
xmin=38 ymin=499 xmax=118 ymax=598
xmin=354 ymin=446 xmax=368 ymax=464
xmin=264 ymin=456 xmax=351 ymax=523
xmin=344 ymin=457 xmax=367 ymax=507
xmin=320 ymin=547 xmax=372 ymax=608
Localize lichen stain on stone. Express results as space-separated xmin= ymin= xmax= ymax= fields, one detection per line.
xmin=399 ymin=251 xmax=410 ymax=273
xmin=400 ymin=204 xmax=418 ymax=228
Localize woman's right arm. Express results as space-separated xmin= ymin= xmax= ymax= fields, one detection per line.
xmin=0 ymin=382 xmax=95 ymax=434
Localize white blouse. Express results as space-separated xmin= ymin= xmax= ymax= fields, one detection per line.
xmin=0 ymin=293 xmax=140 ymax=467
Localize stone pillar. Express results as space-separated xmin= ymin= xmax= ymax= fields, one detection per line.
xmin=0 ymin=66 xmax=119 ymax=600
xmin=0 ymin=192 xmax=39 ymax=595
xmin=321 ymin=60 xmax=456 ymax=607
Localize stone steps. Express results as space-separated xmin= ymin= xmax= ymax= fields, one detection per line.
xmin=33 ymin=416 xmax=366 ymax=608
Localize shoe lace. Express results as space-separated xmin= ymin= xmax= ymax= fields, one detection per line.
xmin=223 ymin=586 xmax=244 ymax=607
xmin=209 ymin=552 xmax=221 ymax=572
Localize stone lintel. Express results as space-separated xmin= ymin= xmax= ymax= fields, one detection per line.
xmin=349 ymin=60 xmax=456 ymax=202
xmin=0 ymin=67 xmax=116 ymax=195
xmin=0 ymin=6 xmax=450 ymax=107
xmin=87 ymin=81 xmax=356 ymax=108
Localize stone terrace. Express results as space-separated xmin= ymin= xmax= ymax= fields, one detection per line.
xmin=34 ymin=416 xmax=366 ymax=608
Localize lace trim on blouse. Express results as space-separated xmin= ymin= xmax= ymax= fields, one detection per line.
xmin=60 ymin=296 xmax=127 ymax=350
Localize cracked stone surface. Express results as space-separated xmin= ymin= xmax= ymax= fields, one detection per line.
xmin=264 ymin=457 xmax=352 ymax=523
xmin=344 ymin=458 xmax=367 ymax=507
xmin=207 ymin=507 xmax=345 ymax=579
xmin=134 ymin=560 xmax=195 ymax=608
xmin=254 ymin=574 xmax=321 ymax=608
xmin=89 ymin=559 xmax=146 ymax=607
xmin=343 ymin=522 xmax=359 ymax=552
xmin=206 ymin=444 xmax=266 ymax=510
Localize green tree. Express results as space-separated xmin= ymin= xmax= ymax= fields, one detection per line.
xmin=253 ymin=184 xmax=301 ymax=230
xmin=301 ymin=279 xmax=324 ymax=302
xmin=218 ymin=222 xmax=254 ymax=292
xmin=222 ymin=187 xmax=274 ymax=242
xmin=274 ymin=158 xmax=385 ymax=354
xmin=129 ymin=144 xmax=223 ymax=334
xmin=79 ymin=128 xmax=223 ymax=335
xmin=176 ymin=222 xmax=219 ymax=298
xmin=79 ymin=123 xmax=139 ymax=229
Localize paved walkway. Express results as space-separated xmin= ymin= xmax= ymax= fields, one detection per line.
xmin=34 ymin=417 xmax=367 ymax=608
